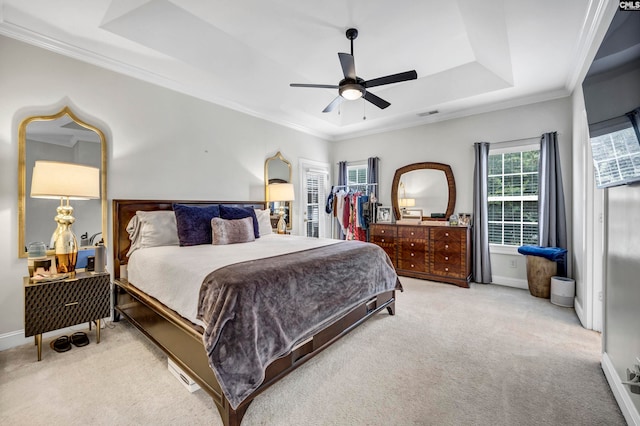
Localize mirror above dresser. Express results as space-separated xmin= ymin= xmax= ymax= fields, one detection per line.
xmin=391 ymin=162 xmax=456 ymax=221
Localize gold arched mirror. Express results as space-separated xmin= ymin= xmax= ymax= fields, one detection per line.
xmin=264 ymin=151 xmax=292 ymax=231
xmin=18 ymin=107 xmax=107 ymax=258
xmin=391 ymin=162 xmax=456 ymax=221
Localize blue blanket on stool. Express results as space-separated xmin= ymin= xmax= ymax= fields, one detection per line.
xmin=517 ymin=245 xmax=567 ymax=261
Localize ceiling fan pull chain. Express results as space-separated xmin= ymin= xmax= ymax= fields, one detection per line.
xmin=363 ymin=96 xmax=367 ymax=120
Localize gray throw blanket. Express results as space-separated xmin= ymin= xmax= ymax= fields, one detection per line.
xmin=197 ymin=240 xmax=401 ymax=409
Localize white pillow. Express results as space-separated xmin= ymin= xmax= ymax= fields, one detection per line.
xmin=126 ymin=210 xmax=179 ymax=256
xmin=254 ymin=208 xmax=274 ymax=236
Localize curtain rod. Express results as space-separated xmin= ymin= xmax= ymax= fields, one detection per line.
xmin=489 ymin=132 xmax=559 ymax=146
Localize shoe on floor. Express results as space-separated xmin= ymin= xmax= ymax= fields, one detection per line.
xmin=70 ymin=332 xmax=89 ymax=347
xmin=50 ymin=336 xmax=72 ymax=353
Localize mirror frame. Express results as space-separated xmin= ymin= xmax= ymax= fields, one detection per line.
xmin=18 ymin=106 xmax=107 ymax=258
xmin=391 ymin=162 xmax=456 ymax=222
xmin=264 ymin=151 xmax=292 ymax=231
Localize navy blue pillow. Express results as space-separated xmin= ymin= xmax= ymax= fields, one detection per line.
xmin=173 ymin=204 xmax=220 ymax=246
xmin=219 ymin=205 xmax=260 ymax=239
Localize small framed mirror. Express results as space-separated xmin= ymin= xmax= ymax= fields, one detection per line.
xmin=18 ymin=107 xmax=107 ymax=258
xmin=264 ymin=151 xmax=292 ymax=231
xmin=391 ymin=162 xmax=456 ymax=222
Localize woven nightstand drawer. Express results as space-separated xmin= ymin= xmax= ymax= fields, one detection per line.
xmin=24 ymin=272 xmax=110 ymax=337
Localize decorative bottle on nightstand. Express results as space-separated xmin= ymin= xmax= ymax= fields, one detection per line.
xmin=53 ymin=205 xmax=78 ymax=274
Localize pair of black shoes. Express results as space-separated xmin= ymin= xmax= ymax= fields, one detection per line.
xmin=49 ymin=332 xmax=90 ymax=353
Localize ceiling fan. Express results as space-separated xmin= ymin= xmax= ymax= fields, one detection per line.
xmin=290 ymin=28 xmax=418 ymax=113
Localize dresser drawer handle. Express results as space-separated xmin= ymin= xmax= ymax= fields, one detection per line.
xmin=445 ymin=256 xmax=449 ymax=261
xmin=445 ymin=232 xmax=449 ymax=237
xmin=410 ymin=264 xmax=415 ymax=268
xmin=381 ymin=238 xmax=385 ymax=243
xmin=445 ymin=244 xmax=449 ymax=249
xmin=410 ymin=243 xmax=414 ymax=247
xmin=381 ymin=230 xmax=385 ymax=234
xmin=445 ymin=267 xmax=449 ymax=272
xmin=64 ymin=301 xmax=79 ymax=307
xmin=411 ymin=253 xmax=415 ymax=257
xmin=410 ymin=232 xmax=414 ymax=236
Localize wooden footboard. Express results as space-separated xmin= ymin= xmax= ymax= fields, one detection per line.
xmin=112 ymin=199 xmax=398 ymax=425
xmin=114 ymin=278 xmax=395 ymax=425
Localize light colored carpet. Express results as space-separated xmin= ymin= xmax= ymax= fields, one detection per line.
xmin=0 ymin=278 xmax=624 ymax=425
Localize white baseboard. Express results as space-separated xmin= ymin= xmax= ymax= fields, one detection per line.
xmin=0 ymin=321 xmax=108 ymax=352
xmin=491 ymin=275 xmax=528 ymax=290
xmin=602 ymin=351 xmax=640 ymax=426
xmin=574 ymin=297 xmax=588 ymax=328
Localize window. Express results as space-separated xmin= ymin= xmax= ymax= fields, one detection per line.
xmin=304 ymin=171 xmax=326 ymax=238
xmin=488 ymin=147 xmax=539 ymax=246
xmin=588 ymin=115 xmax=640 ymax=188
xmin=347 ymin=164 xmax=368 ymax=192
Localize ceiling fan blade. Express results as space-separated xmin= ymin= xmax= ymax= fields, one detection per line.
xmin=338 ymin=53 xmax=356 ymax=80
xmin=364 ymin=91 xmax=391 ymax=109
xmin=290 ymin=83 xmax=339 ymax=89
xmin=323 ymin=96 xmax=344 ymax=113
xmin=364 ymin=70 xmax=417 ymax=89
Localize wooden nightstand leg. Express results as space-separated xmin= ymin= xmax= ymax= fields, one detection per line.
xmin=35 ymin=334 xmax=42 ymax=361
xmin=96 ymin=319 xmax=101 ymax=344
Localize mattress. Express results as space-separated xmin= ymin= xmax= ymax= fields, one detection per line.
xmin=126 ymin=234 xmax=339 ymax=327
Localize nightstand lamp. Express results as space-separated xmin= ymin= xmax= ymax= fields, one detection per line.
xmin=268 ymin=183 xmax=295 ymax=234
xmin=30 ymin=161 xmax=100 ymax=274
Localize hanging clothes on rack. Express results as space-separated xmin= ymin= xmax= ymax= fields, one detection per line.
xmin=326 ymin=183 xmax=377 ymax=241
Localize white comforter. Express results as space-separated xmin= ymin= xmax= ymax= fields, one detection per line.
xmin=127 ymin=234 xmax=339 ymax=327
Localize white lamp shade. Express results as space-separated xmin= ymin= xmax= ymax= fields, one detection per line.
xmin=399 ymin=198 xmax=416 ymax=207
xmin=268 ymin=183 xmax=295 ymax=202
xmin=30 ymin=161 xmax=100 ymax=200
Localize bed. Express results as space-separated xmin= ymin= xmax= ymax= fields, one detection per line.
xmin=112 ymin=199 xmax=401 ymax=425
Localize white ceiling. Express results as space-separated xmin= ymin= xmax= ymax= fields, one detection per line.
xmin=0 ymin=0 xmax=613 ymax=140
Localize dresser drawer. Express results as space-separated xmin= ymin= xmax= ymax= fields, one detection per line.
xmin=433 ymin=251 xmax=461 ymax=267
xmin=371 ymin=234 xmax=396 ymax=246
xmin=433 ymin=239 xmax=461 ymax=252
xmin=398 ymin=255 xmax=426 ymax=272
xmin=370 ymin=224 xmax=397 ymax=237
xmin=431 ymin=227 xmax=464 ymax=242
xmin=431 ymin=262 xmax=462 ymax=276
xmin=398 ymin=226 xmax=427 ymax=239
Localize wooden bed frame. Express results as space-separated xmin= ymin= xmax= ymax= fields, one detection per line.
xmin=112 ymin=199 xmax=397 ymax=426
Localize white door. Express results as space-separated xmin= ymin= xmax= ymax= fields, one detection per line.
xmin=299 ymin=159 xmax=330 ymax=238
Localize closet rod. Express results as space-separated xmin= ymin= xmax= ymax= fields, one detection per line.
xmin=333 ymin=183 xmax=378 ymax=189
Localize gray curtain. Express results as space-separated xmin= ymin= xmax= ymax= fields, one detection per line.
xmin=367 ymin=157 xmax=379 ymax=199
xmin=473 ymin=142 xmax=492 ymax=284
xmin=336 ymin=161 xmax=347 ymax=239
xmin=538 ymin=132 xmax=567 ymax=274
xmin=338 ymin=161 xmax=347 ymax=186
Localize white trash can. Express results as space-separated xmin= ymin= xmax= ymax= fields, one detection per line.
xmin=550 ymin=276 xmax=575 ymax=307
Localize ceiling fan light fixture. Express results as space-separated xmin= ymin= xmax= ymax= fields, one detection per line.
xmin=339 ymin=84 xmax=364 ymax=100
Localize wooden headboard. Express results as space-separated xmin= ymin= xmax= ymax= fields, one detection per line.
xmin=112 ymin=199 xmax=266 ymax=279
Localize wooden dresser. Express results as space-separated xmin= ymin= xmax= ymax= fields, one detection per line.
xmin=370 ymin=223 xmax=472 ymax=288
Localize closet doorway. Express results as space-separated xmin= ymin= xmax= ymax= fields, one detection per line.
xmin=299 ymin=159 xmax=330 ymax=238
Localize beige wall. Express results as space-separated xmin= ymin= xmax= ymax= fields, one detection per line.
xmin=0 ymin=36 xmax=331 ymax=340
xmin=332 ymin=96 xmax=574 ymax=289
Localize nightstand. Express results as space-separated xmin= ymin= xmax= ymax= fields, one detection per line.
xmin=24 ymin=271 xmax=110 ymax=361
